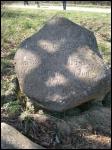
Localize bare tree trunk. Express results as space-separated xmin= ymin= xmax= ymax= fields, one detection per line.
xmin=63 ymin=1 xmax=66 ymax=10
xmin=24 ymin=1 xmax=29 ymax=5
xmin=35 ymin=1 xmax=40 ymax=7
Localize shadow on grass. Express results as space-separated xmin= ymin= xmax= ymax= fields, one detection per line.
xmin=3 ymin=50 xmax=16 ymax=60
xmin=1 ymin=61 xmax=15 ymax=76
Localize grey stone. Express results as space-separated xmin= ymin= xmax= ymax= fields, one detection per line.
xmin=102 ymin=92 xmax=111 ymax=107
xmin=14 ymin=17 xmax=111 ymax=112
xmin=1 ymin=122 xmax=45 ymax=149
xmin=67 ymin=106 xmax=111 ymax=136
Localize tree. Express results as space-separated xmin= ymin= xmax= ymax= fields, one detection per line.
xmin=24 ymin=1 xmax=29 ymax=5
xmin=63 ymin=1 xmax=66 ymax=10
xmin=35 ymin=1 xmax=40 ymax=7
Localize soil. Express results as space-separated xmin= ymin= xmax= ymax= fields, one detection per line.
xmin=1 ymin=100 xmax=111 ymax=149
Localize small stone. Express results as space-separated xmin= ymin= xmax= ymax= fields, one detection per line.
xmin=38 ymin=110 xmax=44 ymax=115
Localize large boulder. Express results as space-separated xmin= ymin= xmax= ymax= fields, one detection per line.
xmin=14 ymin=17 xmax=111 ymax=112
xmin=1 ymin=122 xmax=45 ymax=149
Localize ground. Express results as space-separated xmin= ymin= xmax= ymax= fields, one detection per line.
xmin=1 ymin=6 xmax=111 ymax=149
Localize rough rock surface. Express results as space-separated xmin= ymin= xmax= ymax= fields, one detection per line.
xmin=14 ymin=17 xmax=111 ymax=112
xmin=1 ymin=122 xmax=45 ymax=149
xmin=67 ymin=106 xmax=111 ymax=136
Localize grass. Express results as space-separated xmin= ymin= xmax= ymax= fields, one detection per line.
xmin=35 ymin=2 xmax=111 ymax=8
xmin=1 ymin=7 xmax=111 ymax=53
xmin=72 ymin=5 xmax=111 ymax=8
xmin=2 ymin=100 xmax=21 ymax=118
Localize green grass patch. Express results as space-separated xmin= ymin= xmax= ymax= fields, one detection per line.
xmin=1 ymin=58 xmax=14 ymax=76
xmin=1 ymin=8 xmax=110 ymax=50
xmin=1 ymin=8 xmax=111 ymax=64
xmin=2 ymin=100 xmax=21 ymax=117
xmin=1 ymin=59 xmax=13 ymax=71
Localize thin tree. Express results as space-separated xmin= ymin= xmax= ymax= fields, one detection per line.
xmin=63 ymin=1 xmax=66 ymax=10
xmin=35 ymin=1 xmax=40 ymax=7
xmin=24 ymin=1 xmax=29 ymax=5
